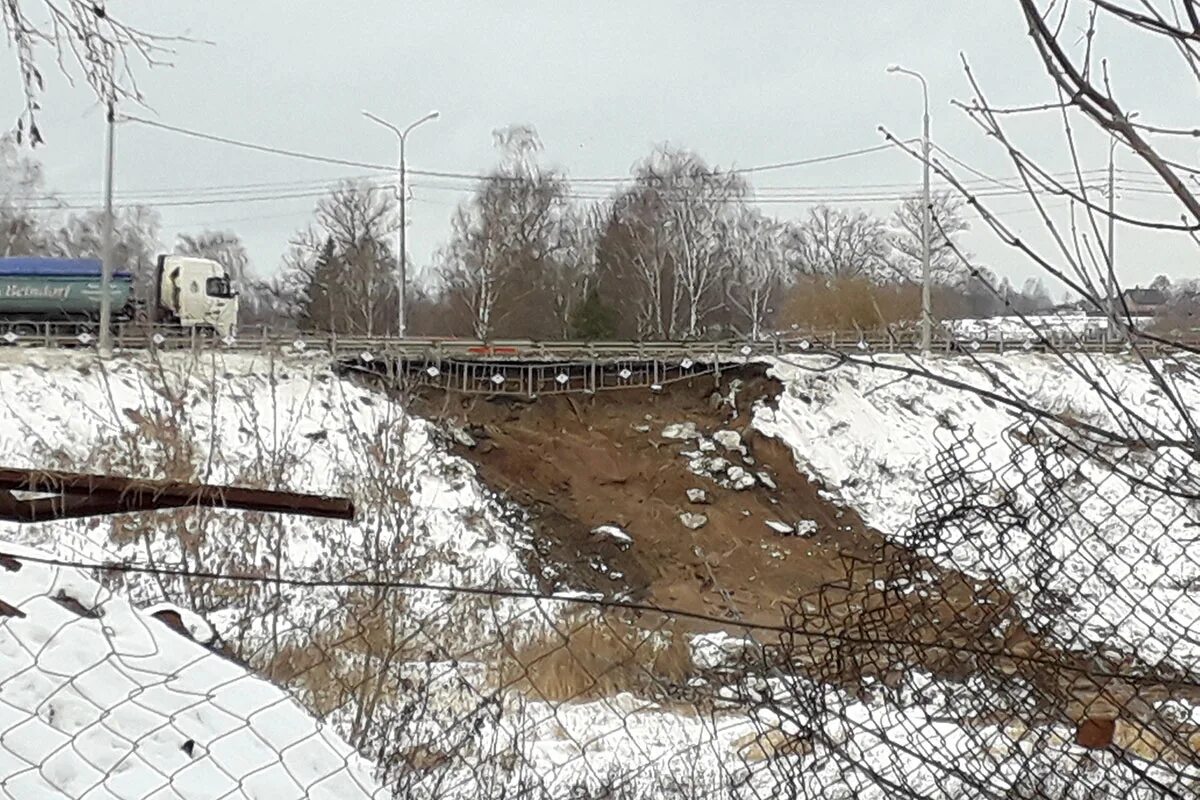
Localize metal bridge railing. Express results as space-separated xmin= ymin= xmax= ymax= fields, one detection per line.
xmin=0 ymin=320 xmax=1185 ymax=359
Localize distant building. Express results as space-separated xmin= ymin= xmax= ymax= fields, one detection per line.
xmin=1051 ymin=299 xmax=1089 ymax=315
xmin=1122 ymin=288 xmax=1169 ymax=316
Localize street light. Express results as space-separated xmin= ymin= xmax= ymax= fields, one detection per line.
xmin=887 ymin=64 xmax=933 ymax=353
xmin=1105 ymin=134 xmax=1117 ymax=340
xmin=98 ymin=87 xmax=117 ymax=357
xmin=362 ymin=109 xmax=440 ymax=338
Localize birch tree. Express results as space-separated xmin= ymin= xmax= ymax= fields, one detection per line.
xmin=726 ymin=208 xmax=786 ymax=339
xmin=437 ymin=125 xmax=577 ymax=339
xmin=597 ymin=147 xmax=745 ymax=339
xmin=287 ymin=181 xmax=398 ymax=335
xmin=596 ymin=183 xmax=680 ymax=338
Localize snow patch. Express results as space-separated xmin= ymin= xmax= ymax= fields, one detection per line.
xmin=662 ymin=422 xmax=700 ymax=440
xmin=0 ymin=542 xmax=384 ymax=799
xmin=591 ymin=524 xmax=633 ymax=548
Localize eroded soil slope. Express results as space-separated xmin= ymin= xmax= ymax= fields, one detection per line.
xmin=411 ymin=368 xmax=879 ymax=624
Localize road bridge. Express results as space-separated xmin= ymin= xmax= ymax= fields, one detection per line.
xmin=0 ymin=323 xmax=1182 ymax=397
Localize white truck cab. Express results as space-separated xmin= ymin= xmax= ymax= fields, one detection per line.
xmin=156 ymin=255 xmax=239 ymax=337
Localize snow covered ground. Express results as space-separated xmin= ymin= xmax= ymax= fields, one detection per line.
xmin=398 ymin=657 xmax=1194 ymax=800
xmin=946 ymin=314 xmax=1153 ymax=342
xmin=2 ymin=347 xmax=1198 ymax=798
xmin=0 ymin=349 xmax=546 ymax=796
xmin=0 ymin=349 xmax=533 ymax=614
xmin=755 ymin=352 xmax=1200 ymax=669
xmin=0 ymin=542 xmax=385 ymax=799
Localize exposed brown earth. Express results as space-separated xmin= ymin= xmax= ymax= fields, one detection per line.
xmin=411 ymin=368 xmax=891 ymax=628
xmin=399 ymin=367 xmax=1200 ymax=760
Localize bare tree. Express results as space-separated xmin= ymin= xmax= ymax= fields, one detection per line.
xmin=596 ymin=146 xmax=745 ymax=339
xmin=286 ymin=181 xmax=398 ymax=336
xmin=595 ymin=177 xmax=680 ymax=339
xmin=725 ymin=207 xmax=786 ymax=339
xmin=0 ymin=133 xmax=54 ymax=255
xmin=176 ymin=230 xmax=250 ymax=286
xmin=784 ymin=206 xmax=891 ymax=280
xmin=437 ymin=125 xmax=577 ymax=339
xmin=890 ymin=191 xmax=971 ymax=286
xmin=2 ymin=2 xmax=180 ymax=143
xmin=51 ymin=204 xmax=160 ymax=302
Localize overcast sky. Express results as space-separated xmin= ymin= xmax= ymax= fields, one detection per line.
xmin=2 ymin=0 xmax=1194 ymax=294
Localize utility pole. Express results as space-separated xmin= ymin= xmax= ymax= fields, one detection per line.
xmin=98 ymin=94 xmax=116 ymax=357
xmin=399 ymin=132 xmax=408 ymax=337
xmin=1106 ymin=135 xmax=1117 ymax=340
xmin=362 ymin=109 xmax=439 ymax=338
xmin=888 ymin=65 xmax=933 ymax=353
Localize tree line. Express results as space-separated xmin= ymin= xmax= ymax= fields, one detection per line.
xmin=0 ymin=128 xmax=1063 ymax=338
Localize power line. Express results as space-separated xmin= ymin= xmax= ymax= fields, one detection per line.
xmin=53 ymin=174 xmax=380 ymax=202
xmin=11 ymin=550 xmax=796 ymax=635
xmin=4 ymin=548 xmax=1175 ymax=683
xmin=21 ymin=180 xmax=1156 ymax=213
xmin=37 ymin=114 xmax=1138 ymax=206
xmin=123 ymin=115 xmax=398 ymax=173
xmin=731 ymin=141 xmax=911 ymax=174
xmin=122 ymin=115 xmax=928 ymax=185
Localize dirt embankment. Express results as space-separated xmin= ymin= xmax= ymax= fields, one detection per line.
xmin=410 ymin=367 xmax=877 ymax=626
xmin=401 ymin=367 xmax=1200 ymax=754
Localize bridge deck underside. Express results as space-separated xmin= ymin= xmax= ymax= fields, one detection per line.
xmin=348 ymin=356 xmax=725 ymax=396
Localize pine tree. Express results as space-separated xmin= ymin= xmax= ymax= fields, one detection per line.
xmin=300 ymin=237 xmax=339 ymax=331
xmin=569 ymin=289 xmax=618 ymax=340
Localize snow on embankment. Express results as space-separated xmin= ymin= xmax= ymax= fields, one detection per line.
xmin=0 ymin=350 xmax=528 ymax=582
xmin=0 ymin=349 xmax=540 ymax=659
xmin=754 ymin=353 xmax=1200 ymax=666
xmin=0 ymin=542 xmax=385 ymax=799
xmin=947 ymin=314 xmax=1152 ymax=342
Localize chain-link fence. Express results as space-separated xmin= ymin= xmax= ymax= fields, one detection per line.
xmin=1 ymin=343 xmax=1199 ymax=799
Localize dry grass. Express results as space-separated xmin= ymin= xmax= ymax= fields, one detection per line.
xmin=501 ymin=613 xmax=693 ymax=702
xmin=264 ymin=589 xmax=419 ymax=717
xmin=778 ymin=277 xmax=921 ymax=331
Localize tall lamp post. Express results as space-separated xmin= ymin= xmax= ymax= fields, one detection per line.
xmin=362 ymin=109 xmax=440 ymax=338
xmin=98 ymin=93 xmax=117 ymax=357
xmin=1105 ymin=134 xmax=1117 ymax=340
xmin=887 ymin=64 xmax=933 ymax=353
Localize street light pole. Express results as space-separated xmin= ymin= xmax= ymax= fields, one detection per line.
xmin=1106 ymin=135 xmax=1117 ymax=340
xmin=98 ymin=95 xmax=116 ymax=358
xmin=888 ymin=64 xmax=933 ymax=353
xmin=362 ymin=109 xmax=439 ymax=338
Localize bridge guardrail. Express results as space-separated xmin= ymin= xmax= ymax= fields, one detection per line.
xmin=0 ymin=321 xmax=1189 ymax=358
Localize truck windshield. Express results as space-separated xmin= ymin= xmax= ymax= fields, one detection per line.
xmin=205 ymin=277 xmax=234 ymax=298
